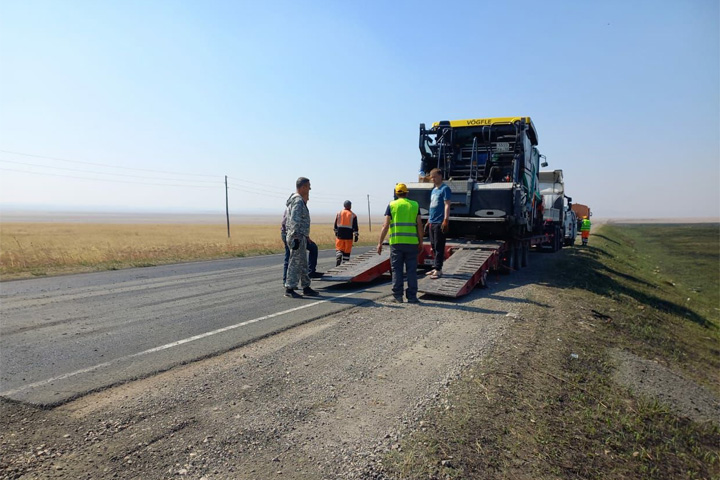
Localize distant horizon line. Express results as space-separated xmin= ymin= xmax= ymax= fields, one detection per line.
xmin=2 ymin=204 xmax=719 ymax=223
xmin=1 ymin=207 xmax=718 ymax=226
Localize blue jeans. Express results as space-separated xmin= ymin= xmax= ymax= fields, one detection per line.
xmin=390 ymin=244 xmax=418 ymax=300
xmin=283 ymin=235 xmax=318 ymax=284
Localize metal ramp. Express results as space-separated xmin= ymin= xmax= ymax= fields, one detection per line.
xmin=418 ymin=242 xmax=503 ymax=298
xmin=319 ymin=250 xmax=391 ymax=282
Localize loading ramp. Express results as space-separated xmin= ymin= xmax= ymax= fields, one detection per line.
xmin=418 ymin=241 xmax=503 ymax=298
xmin=319 ymin=249 xmax=391 ymax=282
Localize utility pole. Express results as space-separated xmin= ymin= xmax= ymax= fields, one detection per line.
xmin=225 ymin=175 xmax=230 ymax=239
xmin=367 ymin=194 xmax=371 ymax=232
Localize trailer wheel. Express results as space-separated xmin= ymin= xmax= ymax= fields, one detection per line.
xmin=521 ymin=242 xmax=529 ymax=267
xmin=502 ymin=246 xmax=515 ymax=274
xmin=478 ymin=269 xmax=488 ymax=288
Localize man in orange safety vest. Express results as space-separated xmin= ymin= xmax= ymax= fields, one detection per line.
xmin=334 ymin=200 xmax=359 ymax=266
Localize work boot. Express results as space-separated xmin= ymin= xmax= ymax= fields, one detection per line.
xmin=303 ymin=287 xmax=320 ymax=296
xmin=391 ymin=296 xmax=403 ymax=303
xmin=407 ymin=297 xmax=420 ymax=304
xmin=284 ymin=288 xmax=302 ymax=298
xmin=309 ymin=271 xmax=324 ymax=279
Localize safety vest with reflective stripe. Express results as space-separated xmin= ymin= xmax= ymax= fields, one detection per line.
xmin=580 ymin=218 xmax=592 ymax=232
xmin=335 ymin=209 xmax=357 ymax=240
xmin=389 ymin=198 xmax=419 ymax=245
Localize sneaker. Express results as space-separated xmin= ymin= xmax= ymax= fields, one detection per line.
xmin=309 ymin=271 xmax=324 ymax=279
xmin=303 ymin=287 xmax=320 ymax=296
xmin=407 ymin=297 xmax=420 ymax=304
xmin=284 ymin=288 xmax=302 ymax=298
xmin=391 ymin=296 xmax=403 ymax=303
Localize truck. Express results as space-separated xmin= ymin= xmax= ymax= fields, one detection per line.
xmin=322 ymin=116 xmax=568 ymax=297
xmin=564 ymin=201 xmax=578 ymax=246
xmin=538 ymin=169 xmax=577 ymax=247
xmin=571 ymin=203 xmax=592 ymax=231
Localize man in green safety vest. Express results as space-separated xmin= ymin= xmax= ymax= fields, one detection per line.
xmin=377 ymin=183 xmax=425 ymax=304
xmin=580 ymin=215 xmax=592 ymax=246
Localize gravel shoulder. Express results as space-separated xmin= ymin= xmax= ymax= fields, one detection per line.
xmin=1 ymin=266 xmax=535 ymax=479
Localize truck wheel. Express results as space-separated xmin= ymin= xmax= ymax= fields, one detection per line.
xmin=554 ymin=227 xmax=562 ymax=252
xmin=557 ymin=227 xmax=563 ymax=250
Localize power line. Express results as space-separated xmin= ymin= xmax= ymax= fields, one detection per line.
xmin=225 ymin=186 xmax=340 ymax=205
xmin=0 ymin=149 xmax=369 ymax=206
xmin=226 ymin=179 xmax=292 ymax=194
xmin=0 ymin=167 xmax=218 ymax=188
xmin=226 ymin=176 xmax=358 ymax=200
xmin=0 ymin=158 xmax=223 ymax=185
xmin=0 ymin=166 xmax=359 ymax=204
xmin=226 ymin=181 xmax=350 ymax=201
xmin=1 ymin=149 xmax=364 ymax=200
xmin=0 ymin=149 xmax=219 ymax=178
xmin=226 ymin=185 xmax=289 ymax=199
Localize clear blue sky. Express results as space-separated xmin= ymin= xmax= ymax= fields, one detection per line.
xmin=1 ymin=0 xmax=718 ymax=218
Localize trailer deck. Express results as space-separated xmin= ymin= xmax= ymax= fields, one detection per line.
xmin=320 ymin=232 xmax=558 ymax=298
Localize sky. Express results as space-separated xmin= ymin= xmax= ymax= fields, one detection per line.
xmin=0 ymin=0 xmax=718 ymax=219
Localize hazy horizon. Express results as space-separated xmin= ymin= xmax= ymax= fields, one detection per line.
xmin=1 ymin=204 xmax=717 ymax=226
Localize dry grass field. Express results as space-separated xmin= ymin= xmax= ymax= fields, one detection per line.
xmin=0 ymin=222 xmax=357 ymax=279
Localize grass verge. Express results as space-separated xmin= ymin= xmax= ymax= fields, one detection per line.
xmin=383 ymin=224 xmax=720 ymax=479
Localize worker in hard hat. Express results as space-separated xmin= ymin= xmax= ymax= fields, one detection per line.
xmin=334 ymin=200 xmax=359 ymax=266
xmin=580 ymin=215 xmax=592 ymax=246
xmin=377 ymin=183 xmax=424 ymax=304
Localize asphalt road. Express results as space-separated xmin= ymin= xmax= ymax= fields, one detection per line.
xmin=0 ymin=247 xmax=389 ymax=406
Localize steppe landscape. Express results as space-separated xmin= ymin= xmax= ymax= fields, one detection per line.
xmin=0 ymin=212 xmax=385 ymax=279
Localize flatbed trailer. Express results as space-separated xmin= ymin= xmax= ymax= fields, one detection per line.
xmin=320 ymin=232 xmax=557 ymax=298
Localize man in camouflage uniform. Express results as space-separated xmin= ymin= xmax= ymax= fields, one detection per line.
xmin=284 ymin=177 xmax=320 ymax=298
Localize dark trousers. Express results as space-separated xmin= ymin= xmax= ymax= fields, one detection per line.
xmin=282 ymin=235 xmax=318 ymax=284
xmin=390 ymin=244 xmax=418 ymax=300
xmin=428 ymin=223 xmax=447 ymax=271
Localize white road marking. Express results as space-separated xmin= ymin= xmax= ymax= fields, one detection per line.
xmin=1 ymin=291 xmax=361 ymax=397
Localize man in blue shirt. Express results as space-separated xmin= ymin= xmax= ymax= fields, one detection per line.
xmin=427 ymin=168 xmax=451 ymax=279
